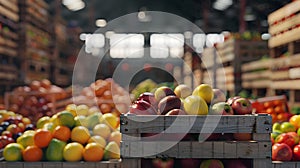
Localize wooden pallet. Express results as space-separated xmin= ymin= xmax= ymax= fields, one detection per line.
xmin=120 ymin=114 xmax=272 ymax=168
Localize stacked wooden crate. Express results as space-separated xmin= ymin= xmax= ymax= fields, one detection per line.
xmin=215 ymin=38 xmax=268 ymax=96
xmin=268 ymin=0 xmax=300 ymax=108
xmin=121 ymin=114 xmax=272 ymax=168
xmin=201 ymin=47 xmax=215 ymax=87
xmin=52 ymin=17 xmax=73 ymax=86
xmin=241 ymin=59 xmax=272 ymax=97
xmin=19 ymin=0 xmax=52 ymax=83
xmin=0 ymin=0 xmax=19 ymax=85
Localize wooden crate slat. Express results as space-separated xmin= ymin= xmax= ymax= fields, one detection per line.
xmin=23 ymin=162 xmax=43 ymax=168
xmin=271 ymin=79 xmax=300 ymax=90
xmin=0 ymin=0 xmax=18 ymax=13
xmin=269 ymin=14 xmax=300 ymax=35
xmin=254 ymin=159 xmax=272 ymax=168
xmin=242 ymin=80 xmax=272 ymax=89
xmin=121 ymin=141 xmax=270 ymax=159
xmin=242 ymin=60 xmax=271 ymax=72
xmin=121 ymin=115 xmax=272 ymax=134
xmin=270 ymin=71 xmax=289 ymax=80
xmin=272 ymin=161 xmax=298 ymax=168
xmin=63 ymin=162 xmax=96 ymax=168
xmin=2 ymin=162 xmax=24 ymax=168
xmin=242 ymin=70 xmax=271 ymax=81
xmin=42 ymin=162 xmax=62 ymax=168
xmin=268 ymin=1 xmax=300 ymax=24
xmin=269 ymin=28 xmax=300 ymax=48
xmin=0 ymin=5 xmax=18 ymax=22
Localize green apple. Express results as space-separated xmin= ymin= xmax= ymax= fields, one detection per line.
xmin=280 ymin=122 xmax=296 ymax=133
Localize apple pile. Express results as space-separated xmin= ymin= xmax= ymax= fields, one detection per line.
xmin=7 ymin=79 xmax=70 ymax=123
xmin=271 ymin=115 xmax=300 ymax=161
xmin=80 ymin=78 xmax=129 ymax=116
xmin=0 ymin=110 xmax=34 ymax=149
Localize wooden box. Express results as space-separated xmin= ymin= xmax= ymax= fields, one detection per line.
xmin=120 ymin=114 xmax=272 ymax=168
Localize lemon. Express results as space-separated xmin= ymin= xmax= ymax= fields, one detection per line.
xmin=71 ymin=126 xmax=90 ymax=145
xmin=57 ymin=111 xmax=75 ymax=128
xmin=93 ymin=124 xmax=111 ymax=139
xmin=103 ymin=141 xmax=120 ymax=160
xmin=3 ymin=143 xmax=24 ymax=161
xmin=63 ymin=142 xmax=84 ymax=162
xmin=88 ymin=135 xmax=106 ymax=148
xmin=192 ymin=84 xmax=214 ymax=103
xmin=74 ymin=115 xmax=88 ymax=127
xmin=17 ymin=134 xmax=34 ymax=148
xmin=76 ymin=104 xmax=89 ymax=116
xmin=66 ymin=104 xmax=77 ymax=117
xmin=184 ymin=95 xmax=208 ymax=115
xmin=36 ymin=116 xmax=50 ymax=129
xmin=100 ymin=113 xmax=119 ymax=130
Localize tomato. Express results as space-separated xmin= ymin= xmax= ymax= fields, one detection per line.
xmin=293 ymin=145 xmax=300 ymax=160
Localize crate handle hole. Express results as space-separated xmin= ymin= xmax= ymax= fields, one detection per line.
xmin=125 ymin=128 xmax=128 ymax=132
xmin=264 ymin=144 xmax=267 ymax=148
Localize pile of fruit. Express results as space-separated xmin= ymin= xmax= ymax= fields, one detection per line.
xmin=131 ymin=79 xmax=157 ymax=100
xmin=271 ymin=114 xmax=300 ymax=161
xmin=0 ymin=110 xmax=34 ymax=149
xmin=128 ymin=84 xmax=254 ymax=141
xmin=79 ymin=78 xmax=129 ymax=116
xmin=6 ymin=79 xmax=70 ymax=122
xmin=128 ymin=84 xmax=253 ymax=116
xmin=252 ymin=96 xmax=291 ymax=123
xmin=3 ymin=104 xmax=121 ymax=162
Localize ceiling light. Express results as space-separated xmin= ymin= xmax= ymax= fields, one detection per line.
xmin=68 ymin=1 xmax=85 ymax=11
xmin=261 ymin=33 xmax=271 ymax=40
xmin=244 ymin=14 xmax=256 ymax=21
xmin=95 ymin=19 xmax=107 ymax=27
xmin=213 ymin=0 xmax=232 ymax=11
xmin=105 ymin=31 xmax=115 ymax=39
xmin=79 ymin=33 xmax=87 ymax=41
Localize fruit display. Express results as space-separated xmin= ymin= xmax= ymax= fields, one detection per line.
xmin=252 ymin=96 xmax=291 ymax=123
xmin=271 ymin=114 xmax=300 ymax=161
xmin=6 ymin=79 xmax=70 ymax=123
xmin=2 ymin=104 xmax=121 ymax=162
xmin=79 ymin=78 xmax=129 ymax=116
xmin=0 ymin=110 xmax=34 ymax=149
xmin=127 ymin=83 xmax=253 ymax=117
xmin=131 ymin=79 xmax=157 ymax=100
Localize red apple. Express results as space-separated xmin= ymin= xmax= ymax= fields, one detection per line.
xmin=275 ymin=133 xmax=298 ymax=148
xmin=152 ymin=158 xmax=174 ymax=168
xmin=212 ymin=89 xmax=226 ymax=104
xmin=209 ymin=102 xmax=233 ymax=115
xmin=200 ymin=159 xmax=224 ymax=168
xmin=137 ymin=92 xmax=158 ymax=109
xmin=227 ymin=96 xmax=241 ymax=106
xmin=226 ymin=160 xmax=247 ymax=168
xmin=158 ymin=96 xmax=182 ymax=115
xmin=293 ymin=144 xmax=300 ymax=160
xmin=231 ymin=98 xmax=252 ymax=115
xmin=272 ymin=143 xmax=293 ymax=161
xmin=154 ymin=86 xmax=176 ymax=102
xmin=128 ymin=100 xmax=157 ymax=115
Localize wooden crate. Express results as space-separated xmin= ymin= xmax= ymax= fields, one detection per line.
xmin=0 ymin=159 xmax=141 ymax=168
xmin=120 ymin=114 xmax=272 ymax=168
xmin=272 ymin=161 xmax=300 ymax=168
xmin=214 ymin=38 xmax=268 ymax=95
xmin=241 ymin=59 xmax=272 ymax=97
xmin=268 ymin=0 xmax=300 ymax=48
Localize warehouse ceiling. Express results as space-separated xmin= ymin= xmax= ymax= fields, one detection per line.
xmin=46 ymin=0 xmax=290 ymax=34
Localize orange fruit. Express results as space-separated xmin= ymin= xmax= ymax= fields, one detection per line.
xmin=34 ymin=129 xmax=53 ymax=148
xmin=22 ymin=146 xmax=43 ymax=162
xmin=263 ymin=102 xmax=273 ymax=109
xmin=266 ymin=107 xmax=274 ymax=114
xmin=83 ymin=143 xmax=104 ymax=161
xmin=53 ymin=126 xmax=71 ymax=142
xmin=71 ymin=126 xmax=90 ymax=145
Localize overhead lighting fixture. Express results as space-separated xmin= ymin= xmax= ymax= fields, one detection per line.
xmin=95 ymin=19 xmax=107 ymax=27
xmin=261 ymin=33 xmax=271 ymax=40
xmin=67 ymin=1 xmax=85 ymax=11
xmin=213 ymin=0 xmax=232 ymax=11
